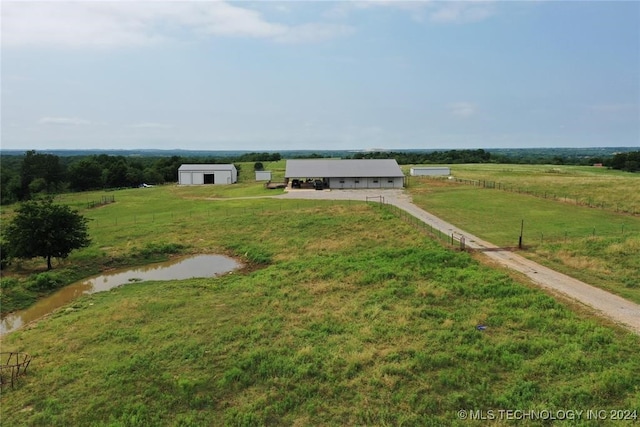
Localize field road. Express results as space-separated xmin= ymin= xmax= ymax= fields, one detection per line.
xmin=275 ymin=188 xmax=640 ymax=335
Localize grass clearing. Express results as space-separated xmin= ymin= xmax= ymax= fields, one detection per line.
xmin=1 ymin=184 xmax=640 ymax=424
xmin=404 ymin=163 xmax=640 ymax=214
xmin=408 ymin=168 xmax=640 ymax=303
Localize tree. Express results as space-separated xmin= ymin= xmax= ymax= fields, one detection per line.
xmin=19 ymin=150 xmax=65 ymax=200
xmin=4 ymin=198 xmax=91 ymax=270
xmin=68 ymin=158 xmax=104 ymax=191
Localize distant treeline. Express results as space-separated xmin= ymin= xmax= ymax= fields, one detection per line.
xmin=350 ymin=149 xmax=640 ymax=172
xmin=0 ymin=151 xmax=280 ymax=205
xmin=0 ymin=149 xmax=637 ymax=205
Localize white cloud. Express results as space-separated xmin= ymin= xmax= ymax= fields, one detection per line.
xmin=1 ymin=1 xmax=351 ymax=49
xmin=325 ymin=0 xmax=495 ymax=24
xmin=429 ymin=2 xmax=495 ymax=24
xmin=448 ymin=102 xmax=477 ymax=118
xmin=38 ymin=117 xmax=92 ymax=126
xmin=274 ymin=23 xmax=354 ymax=44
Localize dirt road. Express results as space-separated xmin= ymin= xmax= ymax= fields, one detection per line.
xmin=277 ymin=189 xmax=640 ymax=335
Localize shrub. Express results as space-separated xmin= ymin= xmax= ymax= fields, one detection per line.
xmin=0 ymin=277 xmax=20 ymax=291
xmin=26 ymin=272 xmax=64 ymax=292
xmin=0 ymin=238 xmax=11 ymax=270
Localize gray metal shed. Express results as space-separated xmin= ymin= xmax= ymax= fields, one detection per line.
xmin=178 ymin=164 xmax=237 ymax=185
xmin=410 ymin=167 xmax=451 ymax=176
xmin=255 ymin=170 xmax=272 ymax=181
xmin=285 ymin=159 xmax=404 ymax=189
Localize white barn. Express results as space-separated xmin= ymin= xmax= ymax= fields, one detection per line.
xmin=178 ymin=164 xmax=237 ymax=185
xmin=285 ymin=159 xmax=405 ymax=189
xmin=410 ymin=167 xmax=451 ymax=176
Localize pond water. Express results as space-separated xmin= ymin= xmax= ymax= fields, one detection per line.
xmin=0 ymin=255 xmax=242 ymax=335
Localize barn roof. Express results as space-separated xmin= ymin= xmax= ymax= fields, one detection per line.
xmin=178 ymin=164 xmax=236 ymax=171
xmin=285 ymin=159 xmax=403 ymax=178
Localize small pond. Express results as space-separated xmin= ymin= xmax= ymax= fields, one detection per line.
xmin=0 ymin=255 xmax=242 ymax=335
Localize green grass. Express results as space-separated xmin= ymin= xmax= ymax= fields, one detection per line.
xmin=404 ymin=163 xmax=640 ymax=215
xmin=408 ymin=171 xmax=640 ymax=304
xmin=2 ymin=188 xmax=640 ymax=425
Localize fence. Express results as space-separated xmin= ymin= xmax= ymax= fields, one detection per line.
xmin=421 ymin=176 xmax=639 ymax=216
xmin=376 ymin=202 xmax=468 ymax=251
xmin=87 ymin=195 xmax=115 ymax=209
xmin=0 ymin=352 xmax=32 ymax=389
xmin=373 ymin=199 xmax=637 ymax=251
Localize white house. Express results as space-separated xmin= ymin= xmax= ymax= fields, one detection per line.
xmin=285 ymin=159 xmax=405 ymax=189
xmin=178 ymin=164 xmax=237 ymax=185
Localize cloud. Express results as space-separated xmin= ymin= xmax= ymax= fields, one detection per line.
xmin=429 ymin=2 xmax=496 ymax=24
xmin=1 ymin=1 xmax=351 ymax=49
xmin=38 ymin=117 xmax=92 ymax=126
xmin=325 ymin=1 xmax=495 ymax=24
xmin=448 ymin=102 xmax=477 ymax=118
xmin=274 ymin=23 xmax=354 ymax=44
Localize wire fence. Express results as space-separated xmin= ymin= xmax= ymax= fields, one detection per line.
xmin=376 ymin=202 xmax=468 ymax=251
xmin=371 ymin=198 xmax=638 ymax=252
xmin=417 ymin=176 xmax=639 ymax=216
xmin=84 ymin=196 xmax=637 ymax=251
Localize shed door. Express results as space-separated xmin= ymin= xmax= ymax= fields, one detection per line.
xmin=204 ymin=174 xmax=215 ymax=184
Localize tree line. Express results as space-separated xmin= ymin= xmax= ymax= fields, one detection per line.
xmin=349 ymin=148 xmax=640 ymax=169
xmin=0 ymin=151 xmax=281 ymax=205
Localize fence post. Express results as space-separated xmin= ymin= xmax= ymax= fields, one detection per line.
xmin=519 ymin=219 xmax=524 ymax=249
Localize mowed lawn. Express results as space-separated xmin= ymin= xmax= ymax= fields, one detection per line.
xmin=1 ymin=185 xmax=640 ymax=425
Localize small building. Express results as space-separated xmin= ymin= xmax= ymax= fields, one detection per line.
xmin=410 ymin=167 xmax=451 ymax=176
xmin=178 ymin=164 xmax=237 ymax=185
xmin=285 ymin=159 xmax=404 ymax=189
xmin=255 ymin=170 xmax=272 ymax=181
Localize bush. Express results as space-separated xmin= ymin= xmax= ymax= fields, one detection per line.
xmin=0 ymin=239 xmax=11 ymax=270
xmin=0 ymin=277 xmax=20 ymax=291
xmin=27 ymin=272 xmax=64 ymax=292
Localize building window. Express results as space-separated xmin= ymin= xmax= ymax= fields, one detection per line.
xmin=373 ymin=180 xmax=379 ymax=183
xmin=355 ymin=180 xmax=359 ymax=183
xmin=339 ymin=180 xmax=345 ymax=183
xmin=388 ymin=180 xmax=393 ymax=183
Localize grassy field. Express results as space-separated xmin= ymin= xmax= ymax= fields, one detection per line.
xmin=404 ymin=164 xmax=640 ymax=215
xmin=407 ymin=164 xmax=640 ymax=304
xmin=2 ymin=183 xmax=640 ymax=425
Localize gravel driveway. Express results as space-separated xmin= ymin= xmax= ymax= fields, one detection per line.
xmin=277 ymin=188 xmax=640 ymax=335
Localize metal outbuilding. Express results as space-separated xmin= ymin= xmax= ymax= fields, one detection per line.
xmin=255 ymin=170 xmax=272 ymax=181
xmin=178 ymin=164 xmax=237 ymax=185
xmin=285 ymin=159 xmax=405 ymax=189
xmin=410 ymin=167 xmax=451 ymax=176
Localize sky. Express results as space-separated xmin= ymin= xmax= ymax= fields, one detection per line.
xmin=1 ymin=0 xmax=639 ymax=151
